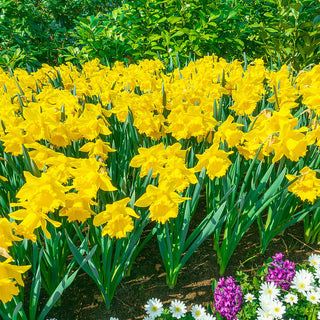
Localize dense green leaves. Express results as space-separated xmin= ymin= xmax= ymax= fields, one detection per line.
xmin=0 ymin=0 xmax=122 ymax=68
xmin=1 ymin=0 xmax=319 ymax=70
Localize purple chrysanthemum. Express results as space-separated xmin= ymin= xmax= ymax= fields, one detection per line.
xmin=266 ymin=252 xmax=296 ymax=291
xmin=214 ymin=276 xmax=243 ymax=320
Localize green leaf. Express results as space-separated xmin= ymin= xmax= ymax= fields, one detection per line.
xmin=227 ymin=10 xmax=237 ymax=20
xmin=29 ymin=247 xmax=43 ymax=320
xmin=38 ymin=244 xmax=97 ymax=320
xmin=265 ymin=27 xmax=278 ymax=33
xmin=167 ymin=16 xmax=182 ymax=25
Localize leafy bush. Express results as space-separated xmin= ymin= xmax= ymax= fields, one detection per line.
xmin=247 ymin=0 xmax=320 ymax=70
xmin=63 ymin=0 xmax=251 ymax=65
xmin=0 ymin=0 xmax=122 ymax=68
xmin=64 ymin=0 xmax=320 ymax=70
xmin=1 ymin=0 xmax=320 ymax=70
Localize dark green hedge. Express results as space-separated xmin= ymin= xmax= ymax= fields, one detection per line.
xmin=1 ymin=0 xmax=320 ymax=70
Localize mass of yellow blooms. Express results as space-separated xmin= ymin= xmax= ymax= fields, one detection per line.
xmin=1 ymin=54 xmax=320 ymax=303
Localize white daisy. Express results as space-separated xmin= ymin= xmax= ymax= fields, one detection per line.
xmin=204 ymin=314 xmax=216 ymax=320
xmin=256 ymin=307 xmax=274 ymax=320
xmin=259 ymin=297 xmax=273 ymax=313
xmin=144 ymin=298 xmax=163 ymax=318
xmin=269 ymin=300 xmax=286 ymax=319
xmin=317 ymin=311 xmax=320 ymax=320
xmin=314 ymin=265 xmax=320 ymax=280
xmin=110 ymin=318 xmax=119 ymax=320
xmin=191 ymin=304 xmax=207 ymax=319
xmin=291 ymin=269 xmax=314 ymax=294
xmin=143 ymin=316 xmax=154 ymax=320
xmin=259 ymin=282 xmax=280 ymax=301
xmin=284 ymin=293 xmax=298 ymax=306
xmin=306 ymin=290 xmax=320 ymax=304
xmin=245 ymin=293 xmax=256 ymax=303
xmin=309 ymin=254 xmax=320 ymax=267
xmin=169 ymin=299 xmax=187 ymax=319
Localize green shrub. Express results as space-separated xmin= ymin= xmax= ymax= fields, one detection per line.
xmin=0 ymin=0 xmax=122 ymax=68
xmin=247 ymin=0 xmax=320 ymax=70
xmin=62 ymin=0 xmax=320 ymax=69
xmin=63 ymin=0 xmax=251 ymax=65
xmin=1 ymin=0 xmax=319 ymax=70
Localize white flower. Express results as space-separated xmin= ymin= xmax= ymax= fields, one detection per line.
xmin=309 ymin=254 xmax=320 ymax=267
xmin=245 ymin=293 xmax=256 ymax=303
xmin=269 ymin=300 xmax=286 ymax=319
xmin=291 ymin=269 xmax=314 ymax=294
xmin=284 ymin=293 xmax=298 ymax=306
xmin=204 ymin=314 xmax=216 ymax=320
xmin=169 ymin=299 xmax=187 ymax=319
xmin=317 ymin=311 xmax=320 ymax=320
xmin=259 ymin=297 xmax=273 ymax=313
xmin=143 ymin=316 xmax=154 ymax=320
xmin=110 ymin=318 xmax=119 ymax=320
xmin=191 ymin=304 xmax=207 ymax=319
xmin=306 ymin=290 xmax=320 ymax=304
xmin=144 ymin=298 xmax=163 ymax=318
xmin=259 ymin=282 xmax=280 ymax=301
xmin=314 ymin=265 xmax=320 ymax=280
xmin=256 ymin=307 xmax=274 ymax=320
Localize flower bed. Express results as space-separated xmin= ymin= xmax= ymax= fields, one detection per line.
xmin=1 ymin=55 xmax=320 ymax=319
xmin=108 ymin=253 xmax=320 ymax=320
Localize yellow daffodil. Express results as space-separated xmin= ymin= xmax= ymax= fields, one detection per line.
xmin=286 ymin=167 xmax=320 ymax=203
xmin=193 ymin=144 xmax=233 ymax=180
xmin=79 ymin=139 xmax=116 ymax=160
xmin=213 ymin=115 xmax=244 ymax=148
xmin=0 ymin=258 xmax=31 ymax=303
xmin=0 ymin=218 xmax=22 ymax=251
xmin=59 ymin=193 xmax=97 ymax=223
xmin=158 ymin=158 xmax=198 ymax=193
xmin=14 ymin=171 xmax=69 ymax=214
xmin=130 ymin=143 xmax=167 ymax=178
xmin=93 ymin=197 xmax=139 ymax=238
xmin=135 ymin=182 xmax=190 ymax=223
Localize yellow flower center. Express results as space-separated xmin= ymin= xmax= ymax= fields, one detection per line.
xmin=196 ymin=310 xmax=201 ymax=315
xmin=152 ymin=306 xmax=158 ymax=312
xmin=299 ymin=283 xmax=305 ymax=288
xmin=267 ymin=289 xmax=272 ymax=294
xmin=275 ymin=307 xmax=279 ymax=312
xmin=175 ymin=307 xmax=181 ymax=312
xmin=311 ymin=295 xmax=316 ymax=300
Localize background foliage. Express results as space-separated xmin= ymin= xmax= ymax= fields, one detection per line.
xmin=1 ymin=0 xmax=320 ymax=70
xmin=0 ymin=0 xmax=121 ymax=68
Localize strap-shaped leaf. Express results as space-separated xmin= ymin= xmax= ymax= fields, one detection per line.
xmin=180 ymin=201 xmax=228 ymax=267
xmin=29 ymin=247 xmax=43 ymax=320
xmin=38 ymin=243 xmax=97 ymax=320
